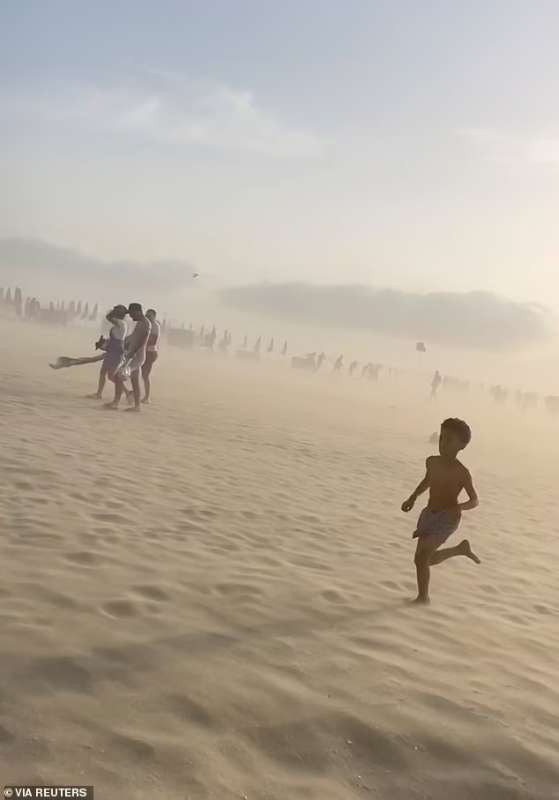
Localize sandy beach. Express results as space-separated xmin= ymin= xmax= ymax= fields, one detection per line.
xmin=1 ymin=318 xmax=558 ymax=800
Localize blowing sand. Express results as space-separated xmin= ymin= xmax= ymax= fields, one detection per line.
xmin=1 ymin=319 xmax=558 ymax=800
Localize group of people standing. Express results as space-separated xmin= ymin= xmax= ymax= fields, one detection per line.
xmin=50 ymin=303 xmax=160 ymax=412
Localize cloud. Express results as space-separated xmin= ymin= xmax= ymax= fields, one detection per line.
xmin=462 ymin=127 xmax=559 ymax=166
xmin=219 ymin=282 xmax=554 ymax=351
xmin=0 ymin=74 xmax=325 ymax=159
xmin=0 ymin=237 xmax=197 ymax=300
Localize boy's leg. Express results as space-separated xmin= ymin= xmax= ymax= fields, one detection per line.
xmin=413 ymin=533 xmax=447 ymax=603
xmin=431 ymin=540 xmax=481 ymax=565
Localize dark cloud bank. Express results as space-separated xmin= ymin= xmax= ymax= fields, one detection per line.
xmin=2 ymin=239 xmax=552 ymax=351
xmin=0 ymin=238 xmax=196 ymax=297
xmin=219 ymin=283 xmax=553 ymax=351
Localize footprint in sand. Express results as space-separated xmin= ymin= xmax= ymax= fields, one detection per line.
xmin=131 ymin=585 xmax=170 ymax=602
xmin=179 ymin=520 xmax=205 ymax=532
xmin=380 ymin=580 xmax=402 ymax=592
xmin=91 ymin=512 xmax=128 ymax=525
xmin=321 ymin=589 xmax=346 ymax=604
xmin=14 ymin=480 xmax=36 ymax=492
xmin=533 ymin=604 xmax=551 ymax=615
xmin=0 ymin=724 xmax=15 ymax=743
xmin=102 ymin=600 xmax=138 ymax=618
xmin=25 ymin=655 xmax=93 ymax=694
xmin=299 ymin=514 xmax=322 ymax=524
xmin=64 ymin=551 xmax=100 ymax=566
xmin=215 ymin=582 xmax=263 ymax=598
xmin=110 ymin=732 xmax=155 ymax=761
xmin=164 ymin=693 xmax=216 ymax=728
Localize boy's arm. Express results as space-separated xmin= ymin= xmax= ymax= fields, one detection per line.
xmin=401 ymin=458 xmax=432 ymax=512
xmin=459 ymin=470 xmax=479 ymax=511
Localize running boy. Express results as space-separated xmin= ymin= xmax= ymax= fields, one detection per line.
xmin=402 ymin=418 xmax=480 ymax=604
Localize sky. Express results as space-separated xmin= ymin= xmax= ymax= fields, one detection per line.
xmin=1 ymin=1 xmax=559 ymax=305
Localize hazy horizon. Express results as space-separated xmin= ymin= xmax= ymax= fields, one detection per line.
xmin=2 ymin=233 xmax=559 ymax=394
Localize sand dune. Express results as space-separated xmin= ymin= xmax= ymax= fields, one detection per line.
xmin=1 ymin=319 xmax=558 ymax=800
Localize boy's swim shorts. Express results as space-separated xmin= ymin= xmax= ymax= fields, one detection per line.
xmin=413 ymin=508 xmax=461 ymax=542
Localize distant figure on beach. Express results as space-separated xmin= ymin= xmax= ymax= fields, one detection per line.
xmin=349 ymin=360 xmax=359 ymax=377
xmin=105 ymin=303 xmax=150 ymax=412
xmin=362 ymin=363 xmax=381 ymax=381
xmin=431 ymin=370 xmax=442 ymax=398
xmin=333 ymin=355 xmax=344 ymax=373
xmin=282 ymin=340 xmax=288 ymax=356
xmin=219 ymin=330 xmax=229 ymax=353
xmin=516 ymin=391 xmax=538 ymax=412
xmin=401 ymin=418 xmax=480 ymax=604
xmin=316 ymin=352 xmax=325 ymax=371
xmin=490 ymin=385 xmax=508 ymax=405
xmin=14 ymin=287 xmax=23 ymax=318
xmin=142 ymin=309 xmax=160 ymax=404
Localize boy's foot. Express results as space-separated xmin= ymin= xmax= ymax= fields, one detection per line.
xmin=124 ymin=406 xmax=141 ymax=413
xmin=458 ymin=539 xmax=481 ymax=564
xmin=411 ymin=596 xmax=430 ymax=605
xmin=141 ymin=398 xmax=150 ymax=404
xmin=103 ymin=403 xmax=119 ymax=411
xmin=85 ymin=393 xmax=102 ymax=399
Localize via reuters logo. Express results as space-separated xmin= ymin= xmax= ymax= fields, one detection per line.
xmin=4 ymin=790 xmax=14 ymax=799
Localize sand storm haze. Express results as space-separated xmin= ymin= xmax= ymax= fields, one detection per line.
xmin=4 ymin=1 xmax=559 ymax=794
xmin=0 ymin=316 xmax=558 ymax=800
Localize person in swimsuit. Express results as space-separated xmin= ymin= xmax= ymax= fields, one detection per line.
xmin=401 ymin=418 xmax=480 ymax=604
xmin=85 ymin=305 xmax=129 ymax=398
xmin=105 ymin=303 xmax=150 ymax=412
xmin=142 ymin=309 xmax=161 ymax=404
xmin=50 ymin=305 xmax=128 ymax=380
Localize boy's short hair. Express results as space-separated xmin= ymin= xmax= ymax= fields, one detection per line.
xmin=441 ymin=417 xmax=471 ymax=446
